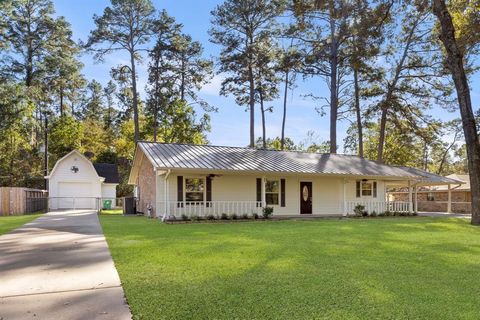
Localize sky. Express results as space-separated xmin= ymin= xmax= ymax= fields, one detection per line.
xmin=52 ymin=0 xmax=479 ymax=149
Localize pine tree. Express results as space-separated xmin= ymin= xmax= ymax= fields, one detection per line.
xmin=85 ymin=0 xmax=157 ymax=142
xmin=210 ymin=0 xmax=286 ymax=147
xmin=432 ymin=0 xmax=480 ymax=225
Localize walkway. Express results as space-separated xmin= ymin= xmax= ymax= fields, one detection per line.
xmin=418 ymin=211 xmax=471 ymax=219
xmin=0 ymin=210 xmax=132 ymax=320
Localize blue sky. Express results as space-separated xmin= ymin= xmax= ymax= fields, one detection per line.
xmin=53 ymin=0 xmax=478 ymax=149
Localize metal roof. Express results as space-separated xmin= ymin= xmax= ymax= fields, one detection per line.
xmin=427 ymin=174 xmax=470 ymax=190
xmin=393 ymin=166 xmax=465 ymax=185
xmin=137 ymin=142 xmax=423 ymax=178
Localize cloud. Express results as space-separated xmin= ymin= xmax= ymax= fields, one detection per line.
xmin=200 ymin=74 xmax=224 ymax=96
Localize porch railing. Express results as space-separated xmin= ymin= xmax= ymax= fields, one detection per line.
xmin=345 ymin=201 xmax=410 ymax=215
xmin=156 ymin=201 xmax=263 ymax=219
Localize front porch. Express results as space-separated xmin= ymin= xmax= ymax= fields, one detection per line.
xmin=156 ymin=200 xmax=412 ymax=220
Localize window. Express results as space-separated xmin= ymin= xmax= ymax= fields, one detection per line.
xmin=427 ymin=192 xmax=434 ymax=201
xmin=356 ymin=180 xmax=377 ymax=197
xmin=185 ymin=178 xmax=204 ymax=202
xmin=265 ymin=180 xmax=279 ymax=205
xmin=362 ymin=182 xmax=372 ymax=196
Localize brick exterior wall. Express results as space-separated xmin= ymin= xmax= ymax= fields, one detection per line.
xmin=137 ymin=158 xmax=157 ymax=217
xmin=390 ymin=191 xmax=471 ymax=213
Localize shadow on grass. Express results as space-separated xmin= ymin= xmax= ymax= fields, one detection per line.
xmin=100 ymin=216 xmax=480 ymax=319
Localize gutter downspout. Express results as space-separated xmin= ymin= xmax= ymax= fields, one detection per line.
xmin=162 ymin=170 xmax=171 ymax=222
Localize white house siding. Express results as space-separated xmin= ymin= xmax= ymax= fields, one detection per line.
xmin=155 ymin=172 xmax=388 ymax=216
xmin=101 ymin=184 xmax=117 ymax=199
xmin=49 ymin=153 xmax=102 ymax=209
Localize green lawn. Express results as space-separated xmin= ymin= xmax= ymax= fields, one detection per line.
xmin=100 ymin=216 xmax=480 ymax=320
xmin=0 ymin=214 xmax=41 ymax=235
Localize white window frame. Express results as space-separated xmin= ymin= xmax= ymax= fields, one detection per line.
xmin=356 ymin=180 xmax=377 ymax=198
xmin=265 ymin=179 xmax=280 ymax=206
xmin=184 ymin=177 xmax=206 ymax=203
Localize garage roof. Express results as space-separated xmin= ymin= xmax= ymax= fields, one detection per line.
xmin=137 ymin=142 xmax=423 ymax=178
xmin=93 ymin=163 xmax=120 ymax=184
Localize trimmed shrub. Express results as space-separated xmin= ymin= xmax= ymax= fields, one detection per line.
xmin=241 ymin=213 xmax=249 ymax=220
xmin=220 ymin=213 xmax=229 ymax=220
xmin=231 ymin=213 xmax=238 ymax=220
xmin=252 ymin=213 xmax=259 ymax=220
xmin=354 ymin=204 xmax=367 ymax=217
xmin=191 ymin=215 xmax=201 ymax=221
xmin=206 ymin=214 xmax=215 ymax=220
xmin=181 ymin=214 xmax=190 ymax=221
xmin=378 ymin=212 xmax=385 ymax=217
xmin=370 ymin=211 xmax=377 ymax=217
xmin=262 ymin=207 xmax=274 ymax=219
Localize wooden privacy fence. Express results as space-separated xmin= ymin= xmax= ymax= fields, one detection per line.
xmin=0 ymin=187 xmax=48 ymax=216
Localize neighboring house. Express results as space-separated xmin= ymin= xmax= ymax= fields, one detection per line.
xmin=46 ymin=150 xmax=119 ymax=210
xmin=389 ymin=174 xmax=471 ymax=213
xmin=128 ymin=142 xmax=459 ymax=220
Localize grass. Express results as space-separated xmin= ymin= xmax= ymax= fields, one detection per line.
xmin=99 ymin=216 xmax=480 ymax=320
xmin=100 ymin=209 xmax=124 ymax=215
xmin=0 ymin=214 xmax=42 ymax=235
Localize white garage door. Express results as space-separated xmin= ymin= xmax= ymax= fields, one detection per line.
xmin=57 ymin=182 xmax=96 ymax=209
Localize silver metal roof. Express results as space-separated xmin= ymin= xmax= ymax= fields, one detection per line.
xmin=394 ymin=166 xmax=465 ymax=185
xmin=138 ymin=142 xmax=425 ymax=179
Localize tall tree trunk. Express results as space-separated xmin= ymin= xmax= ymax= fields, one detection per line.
xmin=329 ymin=9 xmax=338 ymax=154
xmin=247 ymin=32 xmax=255 ymax=148
xmin=377 ymin=16 xmax=420 ymax=162
xmin=433 ymin=0 xmax=480 ymax=225
xmin=130 ymin=51 xmax=140 ymax=142
xmin=259 ymin=87 xmax=266 ymax=149
xmin=377 ymin=106 xmax=388 ymax=162
xmin=60 ymin=88 xmax=64 ymax=117
xmin=180 ymin=56 xmax=185 ymax=101
xmin=353 ymin=68 xmax=363 ymax=157
xmin=281 ymin=69 xmax=289 ymax=151
xmin=153 ymin=106 xmax=158 ymax=142
xmin=44 ymin=113 xmax=48 ymax=191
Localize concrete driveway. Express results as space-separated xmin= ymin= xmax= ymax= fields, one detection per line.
xmin=0 ymin=210 xmax=132 ymax=320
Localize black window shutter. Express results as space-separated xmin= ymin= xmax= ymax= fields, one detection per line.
xmin=280 ymin=179 xmax=286 ymax=207
xmin=177 ymin=176 xmax=183 ymax=207
xmin=206 ymin=176 xmax=212 ymax=207
xmin=356 ymin=181 xmax=361 ymax=198
xmin=373 ymin=182 xmax=377 ymax=198
xmin=256 ymin=178 xmax=262 ymax=207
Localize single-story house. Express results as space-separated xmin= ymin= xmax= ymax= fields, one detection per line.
xmin=128 ymin=142 xmax=460 ymax=220
xmin=388 ymin=174 xmax=471 ymax=213
xmin=46 ymin=150 xmax=119 ymax=210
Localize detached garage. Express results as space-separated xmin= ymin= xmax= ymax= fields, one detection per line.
xmin=46 ymin=150 xmax=119 ymax=210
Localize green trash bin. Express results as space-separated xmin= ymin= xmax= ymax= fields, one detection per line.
xmin=103 ymin=200 xmax=112 ymax=210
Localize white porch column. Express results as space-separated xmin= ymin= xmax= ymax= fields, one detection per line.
xmin=261 ymin=176 xmax=266 ymax=207
xmin=447 ymin=184 xmax=452 ymax=213
xmin=414 ymin=185 xmax=418 ymax=213
xmin=343 ymin=179 xmax=347 ymax=216
xmin=408 ymin=180 xmax=413 ymax=213
xmin=162 ymin=170 xmax=171 ymax=221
